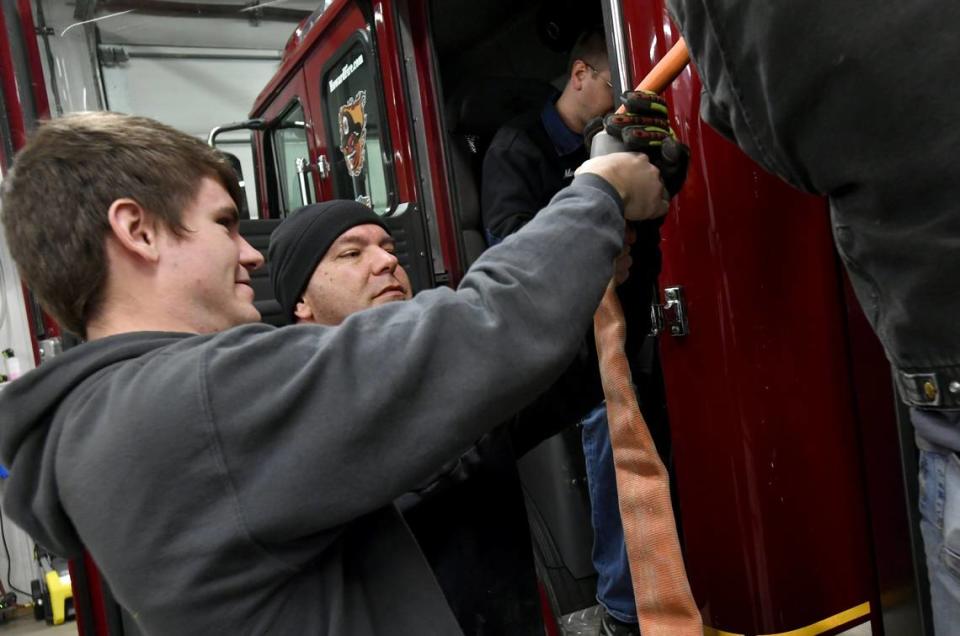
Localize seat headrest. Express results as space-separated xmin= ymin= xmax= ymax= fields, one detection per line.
xmin=445 ymin=77 xmax=556 ymax=136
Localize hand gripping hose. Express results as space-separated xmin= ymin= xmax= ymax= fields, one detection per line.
xmin=591 ymin=38 xmax=702 ymax=635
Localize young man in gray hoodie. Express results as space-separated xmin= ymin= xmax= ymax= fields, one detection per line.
xmin=0 ymin=111 xmax=667 ymax=634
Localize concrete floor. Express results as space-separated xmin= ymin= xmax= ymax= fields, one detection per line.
xmin=0 ymin=614 xmax=76 ymax=635
xmin=0 ymin=611 xmax=881 ymax=635
xmin=0 ymin=605 xmax=887 ymax=635
xmin=558 ymin=605 xmax=876 ymax=635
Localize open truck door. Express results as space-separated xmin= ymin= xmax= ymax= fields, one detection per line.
xmin=218 ymin=1 xmax=439 ymax=331
xmin=249 ymin=2 xmax=435 ymax=295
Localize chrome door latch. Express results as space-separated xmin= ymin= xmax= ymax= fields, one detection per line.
xmin=316 ymin=154 xmax=331 ymax=179
xmin=650 ymin=286 xmax=689 ymax=337
xmin=295 ymin=157 xmax=311 ymax=207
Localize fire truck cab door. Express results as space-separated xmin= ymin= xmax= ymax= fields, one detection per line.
xmin=298 ymin=3 xmax=433 ymax=293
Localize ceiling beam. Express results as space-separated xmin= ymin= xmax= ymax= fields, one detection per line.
xmin=96 ymin=1 xmax=311 ymax=23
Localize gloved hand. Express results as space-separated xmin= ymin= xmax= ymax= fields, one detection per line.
xmin=603 ymin=90 xmax=690 ymax=196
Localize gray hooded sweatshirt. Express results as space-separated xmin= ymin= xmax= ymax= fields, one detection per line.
xmin=0 ymin=175 xmax=625 ymax=635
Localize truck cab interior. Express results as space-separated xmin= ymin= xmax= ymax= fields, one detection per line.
xmin=424 ymin=0 xmax=675 ymax=623
xmin=429 ymin=0 xmax=601 ymax=269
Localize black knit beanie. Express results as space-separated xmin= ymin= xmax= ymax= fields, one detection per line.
xmin=268 ymin=201 xmax=389 ymax=322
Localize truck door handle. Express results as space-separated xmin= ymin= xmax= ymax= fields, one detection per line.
xmin=650 ymin=285 xmax=689 ymax=337
xmin=316 ymin=154 xmax=331 ymax=179
xmin=295 ymin=157 xmax=313 ymax=206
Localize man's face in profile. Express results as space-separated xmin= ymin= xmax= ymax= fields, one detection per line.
xmin=581 ymin=60 xmax=615 ymax=122
xmin=156 ymin=176 xmax=264 ymax=333
xmin=294 ymin=223 xmax=412 ymax=325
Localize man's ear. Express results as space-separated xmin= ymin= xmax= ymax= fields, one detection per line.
xmin=107 ymin=198 xmax=160 ymax=262
xmin=570 ymin=60 xmax=587 ymax=91
xmin=293 ymin=296 xmax=315 ymax=322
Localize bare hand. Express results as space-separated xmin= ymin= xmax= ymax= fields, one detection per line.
xmin=576 ymin=152 xmax=669 ymax=222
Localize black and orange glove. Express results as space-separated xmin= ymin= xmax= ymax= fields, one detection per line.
xmin=603 ymin=90 xmax=690 ymax=196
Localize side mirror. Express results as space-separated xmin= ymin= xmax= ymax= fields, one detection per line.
xmin=207 ymin=118 xmax=267 ymax=146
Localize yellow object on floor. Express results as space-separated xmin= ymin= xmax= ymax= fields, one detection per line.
xmin=43 ymin=570 xmax=72 ymax=625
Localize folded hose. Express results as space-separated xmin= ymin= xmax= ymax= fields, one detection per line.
xmin=591 ymin=38 xmax=703 ymax=635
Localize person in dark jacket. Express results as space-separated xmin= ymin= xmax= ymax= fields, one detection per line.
xmin=665 ymin=1 xmax=960 ymax=632
xmin=482 ymin=29 xmax=657 ymax=635
xmin=0 ymin=111 xmax=668 ymax=635
xmin=270 ymin=201 xmax=547 ymax=635
xmin=267 ymin=201 xmax=629 ymax=635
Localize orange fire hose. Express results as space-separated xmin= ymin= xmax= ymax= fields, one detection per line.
xmin=593 ymin=38 xmax=702 ymax=635
xmin=633 ymin=38 xmax=691 ymax=100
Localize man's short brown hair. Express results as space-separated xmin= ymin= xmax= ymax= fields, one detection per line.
xmin=568 ymin=28 xmax=609 ymax=73
xmin=1 ymin=112 xmax=242 ymax=336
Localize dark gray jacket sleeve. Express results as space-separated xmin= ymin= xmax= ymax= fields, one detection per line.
xmin=666 ymin=0 xmax=804 ymax=190
xmin=201 ymin=175 xmax=624 ymax=545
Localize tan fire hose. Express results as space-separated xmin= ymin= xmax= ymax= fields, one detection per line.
xmin=592 ymin=38 xmax=702 ymax=635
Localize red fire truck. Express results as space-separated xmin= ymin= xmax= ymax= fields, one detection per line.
xmin=0 ymin=0 xmax=926 ymax=634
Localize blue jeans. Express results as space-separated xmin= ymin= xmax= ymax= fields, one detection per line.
xmin=581 ymin=403 xmax=637 ymax=623
xmin=916 ymin=413 xmax=960 ymax=635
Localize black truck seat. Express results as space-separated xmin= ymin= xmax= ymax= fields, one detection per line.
xmin=444 ymin=77 xmax=555 ymax=267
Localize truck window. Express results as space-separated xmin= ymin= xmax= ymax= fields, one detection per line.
xmin=272 ymin=101 xmax=314 ymax=216
xmin=322 ymin=39 xmax=393 ymax=215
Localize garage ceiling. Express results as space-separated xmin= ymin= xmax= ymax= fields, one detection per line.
xmin=52 ymin=0 xmax=320 ymax=50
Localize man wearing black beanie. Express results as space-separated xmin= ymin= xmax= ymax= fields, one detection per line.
xmin=270 ymin=199 xmax=594 ymax=634
xmin=269 ymin=200 xmax=410 ymax=325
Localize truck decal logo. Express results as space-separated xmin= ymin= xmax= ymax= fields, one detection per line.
xmin=328 ymin=53 xmax=364 ymax=93
xmin=338 ymin=90 xmax=368 ymax=178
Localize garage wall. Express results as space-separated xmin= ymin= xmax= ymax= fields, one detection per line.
xmin=34 ymin=0 xmax=305 ymax=217
xmin=0 ymin=176 xmax=41 ymax=598
xmin=100 ymin=45 xmax=281 ymax=216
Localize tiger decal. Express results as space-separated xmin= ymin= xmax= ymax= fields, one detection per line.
xmin=338 ymin=91 xmax=367 ymax=178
